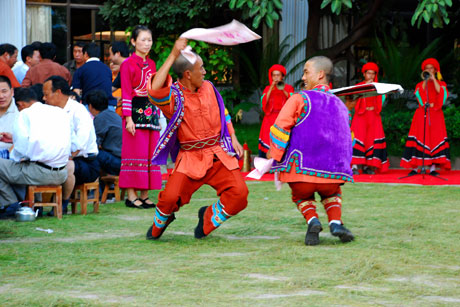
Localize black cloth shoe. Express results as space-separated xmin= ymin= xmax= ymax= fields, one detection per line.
xmin=330 ymin=223 xmax=354 ymax=243
xmin=430 ymin=170 xmax=440 ymax=176
xmin=146 ymin=214 xmax=176 ymax=240
xmin=141 ymin=198 xmax=156 ymax=208
xmin=125 ymin=198 xmax=149 ymax=208
xmin=408 ymin=170 xmax=418 ymax=176
xmin=305 ymin=217 xmax=322 ymax=246
xmin=194 ymin=206 xmax=208 ymax=239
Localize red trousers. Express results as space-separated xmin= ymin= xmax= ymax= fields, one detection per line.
xmin=289 ymin=182 xmax=343 ymax=223
xmin=155 ymin=160 xmax=249 ymax=235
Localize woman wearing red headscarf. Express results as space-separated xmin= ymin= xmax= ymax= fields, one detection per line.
xmin=401 ymin=58 xmax=450 ymax=174
xmin=258 ymin=64 xmax=294 ymax=157
xmin=351 ymin=62 xmax=388 ymax=174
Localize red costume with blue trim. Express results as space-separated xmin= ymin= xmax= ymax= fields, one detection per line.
xmin=351 ymin=62 xmax=389 ymax=172
xmin=258 ymin=64 xmax=294 ymax=155
xmin=400 ymin=58 xmax=450 ymax=169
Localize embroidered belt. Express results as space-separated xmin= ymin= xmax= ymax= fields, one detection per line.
xmin=180 ymin=135 xmax=220 ymax=151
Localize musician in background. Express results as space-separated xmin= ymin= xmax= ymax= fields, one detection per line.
xmin=350 ymin=62 xmax=389 ymax=175
xmin=400 ymin=58 xmax=450 ymax=175
xmin=258 ymin=64 xmax=294 ymax=158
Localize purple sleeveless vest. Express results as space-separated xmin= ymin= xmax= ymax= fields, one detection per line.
xmin=271 ymin=90 xmax=353 ymax=182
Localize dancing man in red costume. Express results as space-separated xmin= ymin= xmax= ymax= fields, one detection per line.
xmin=145 ymin=38 xmax=248 ymax=240
xmin=401 ymin=58 xmax=450 ymax=175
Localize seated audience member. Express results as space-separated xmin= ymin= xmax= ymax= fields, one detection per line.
xmin=0 ymin=44 xmax=20 ymax=88
xmin=72 ymin=43 xmax=117 ymax=109
xmin=22 ymin=43 xmax=71 ymax=87
xmin=29 ymin=83 xmax=44 ymax=103
xmin=0 ymin=87 xmax=70 ymax=207
xmin=0 ymin=76 xmax=18 ymax=150
xmin=43 ymin=76 xmax=99 ymax=214
xmin=64 ymin=42 xmax=86 ymax=78
xmin=13 ymin=44 xmax=41 ymax=84
xmin=109 ymin=41 xmax=129 ymax=92
xmin=87 ymin=90 xmax=122 ymax=175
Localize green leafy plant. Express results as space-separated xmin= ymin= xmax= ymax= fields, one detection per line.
xmin=229 ymin=0 xmax=283 ymax=28
xmin=371 ymin=34 xmax=442 ymax=108
xmin=411 ymin=0 xmax=453 ymax=28
xmin=320 ymin=0 xmax=454 ymax=29
xmin=150 ymin=35 xmax=234 ymax=84
xmin=320 ymin=0 xmax=352 ymax=15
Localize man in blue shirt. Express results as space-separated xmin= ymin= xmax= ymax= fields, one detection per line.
xmin=87 ymin=90 xmax=122 ymax=176
xmin=72 ymin=43 xmax=117 ymax=108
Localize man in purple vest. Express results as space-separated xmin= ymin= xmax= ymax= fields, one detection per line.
xmin=267 ymin=56 xmax=355 ymax=246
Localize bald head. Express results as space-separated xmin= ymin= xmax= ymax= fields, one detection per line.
xmin=309 ymin=56 xmax=333 ymax=82
xmin=172 ymin=53 xmax=196 ymax=79
xmin=302 ymin=56 xmax=333 ymax=90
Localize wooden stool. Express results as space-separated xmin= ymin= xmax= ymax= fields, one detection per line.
xmin=70 ymin=181 xmax=100 ymax=215
xmin=100 ymin=175 xmax=122 ymax=203
xmin=26 ymin=185 xmax=62 ymax=219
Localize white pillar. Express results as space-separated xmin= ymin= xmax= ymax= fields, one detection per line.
xmin=0 ymin=0 xmax=26 ymax=51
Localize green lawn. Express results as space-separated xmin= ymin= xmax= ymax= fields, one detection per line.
xmin=1 ymin=182 xmax=460 ymax=306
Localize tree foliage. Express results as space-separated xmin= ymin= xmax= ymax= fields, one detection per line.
xmin=228 ymin=0 xmax=283 ymax=28
xmin=100 ymin=0 xmax=229 ymax=34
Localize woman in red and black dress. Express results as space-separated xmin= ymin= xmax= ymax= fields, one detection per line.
xmin=258 ymin=64 xmax=294 ymax=157
xmin=119 ymin=25 xmax=162 ymax=208
xmin=400 ymin=58 xmax=450 ymax=175
xmin=351 ymin=62 xmax=389 ymax=174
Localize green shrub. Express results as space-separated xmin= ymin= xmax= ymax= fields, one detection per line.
xmin=381 ymin=104 xmax=460 ymax=158
xmin=150 ymin=35 xmax=234 ymax=84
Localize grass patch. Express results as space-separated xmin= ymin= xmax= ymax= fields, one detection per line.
xmin=1 ymin=183 xmax=460 ymax=305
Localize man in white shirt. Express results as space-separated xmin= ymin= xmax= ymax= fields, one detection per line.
xmin=12 ymin=43 xmax=41 ymax=84
xmin=0 ymin=88 xmax=70 ymax=206
xmin=43 ymin=76 xmax=99 ymax=214
xmin=0 ymin=76 xmax=19 ymax=150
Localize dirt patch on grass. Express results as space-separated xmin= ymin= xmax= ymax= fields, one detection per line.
xmin=421 ymin=296 xmax=460 ymax=303
xmin=215 ymin=252 xmax=249 ymax=257
xmin=0 ymin=231 xmax=139 ymax=243
xmin=425 ymin=265 xmax=460 ymax=271
xmin=116 ymin=215 xmax=147 ymax=221
xmin=252 ymin=290 xmax=325 ymax=299
xmin=168 ymin=231 xmax=280 ymax=240
xmin=335 ymin=285 xmax=389 ymax=292
xmin=387 ymin=275 xmax=458 ymax=288
xmin=49 ymin=290 xmax=135 ymax=304
xmin=245 ymin=273 xmax=289 ymax=281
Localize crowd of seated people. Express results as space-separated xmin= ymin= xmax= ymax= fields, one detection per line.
xmin=0 ymin=39 xmax=128 ymax=217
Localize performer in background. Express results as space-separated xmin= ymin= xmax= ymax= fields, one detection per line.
xmin=401 ymin=58 xmax=450 ymax=175
xmin=146 ymin=38 xmax=248 ymax=240
xmin=119 ymin=25 xmax=162 ymax=209
xmin=351 ymin=62 xmax=388 ymax=175
xmin=267 ymin=56 xmax=354 ymax=246
xmin=258 ymin=64 xmax=294 ymax=158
